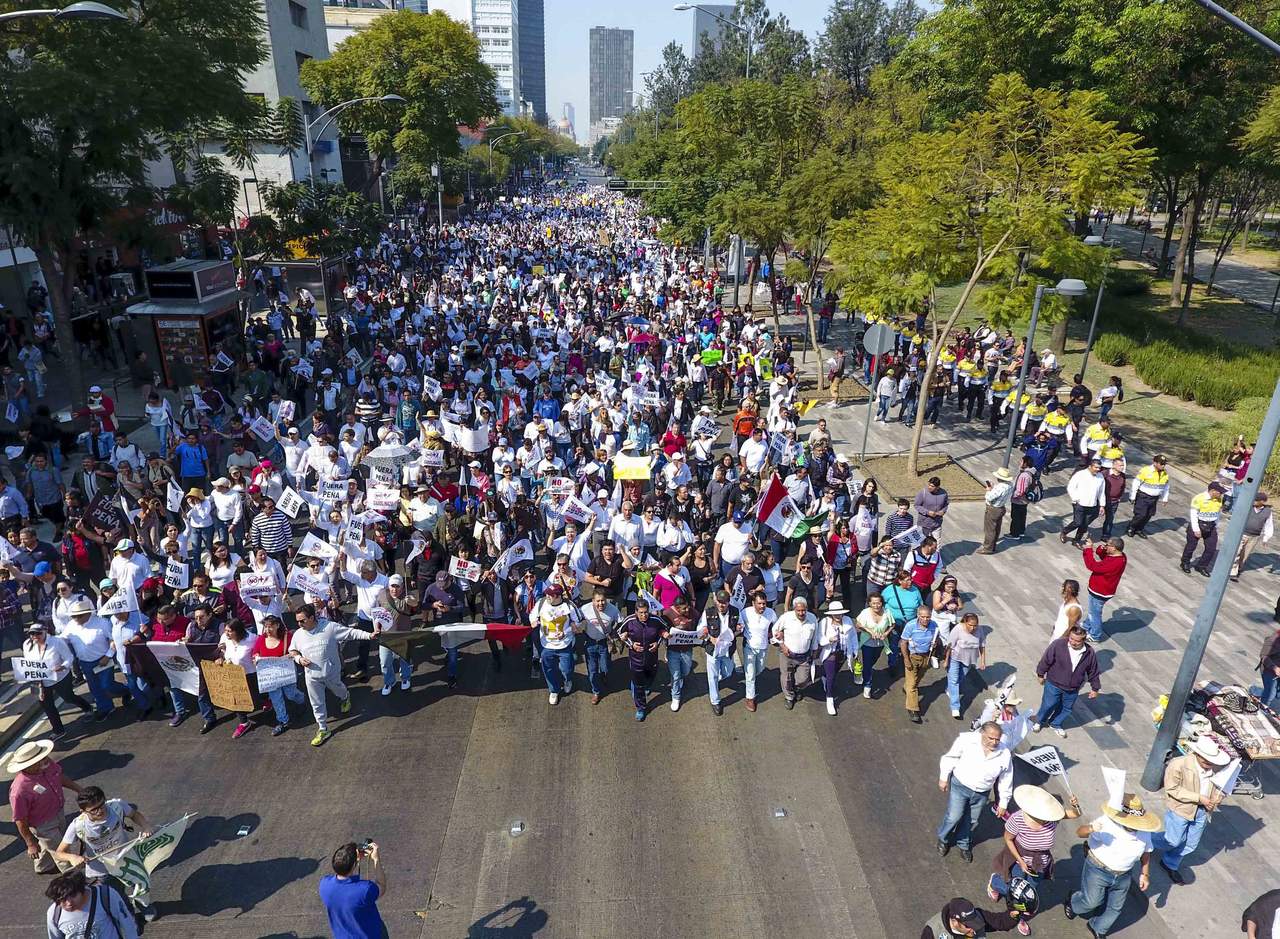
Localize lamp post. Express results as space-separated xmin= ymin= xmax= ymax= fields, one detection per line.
xmin=488 ymin=130 xmax=526 ymax=176
xmin=302 ymin=94 xmax=405 ymax=184
xmin=1080 ymin=235 xmax=1111 ymax=377
xmin=674 ymin=3 xmax=752 ymax=78
xmin=431 ymin=158 xmax=443 ymax=230
xmin=0 ymin=1 xmax=126 ymax=22
xmin=1002 ymin=278 xmax=1089 ymax=468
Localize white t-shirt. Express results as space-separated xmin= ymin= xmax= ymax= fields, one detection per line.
xmin=741 ymin=606 xmax=777 ymax=651
xmin=1086 ymin=814 xmax=1152 ymax=872
xmin=715 ymin=522 xmax=752 ymax=565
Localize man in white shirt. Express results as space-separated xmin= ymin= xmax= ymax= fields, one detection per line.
xmin=606 ymin=500 xmax=641 ymax=551
xmin=60 ymin=600 xmax=131 ymax=720
xmin=1061 ymin=459 xmax=1105 ymax=547
xmin=740 ymin=591 xmax=776 ymax=713
xmin=738 ymin=426 xmax=768 ymax=477
xmin=1067 ymin=793 xmax=1156 ymax=936
xmin=108 ymin=539 xmax=149 ymax=593
xmin=772 ymin=596 xmax=819 ymax=709
xmin=936 ymin=721 xmax=1013 ymax=862
xmin=713 ymin=512 xmax=754 ymax=581
xmin=576 ymin=591 xmax=619 ymax=705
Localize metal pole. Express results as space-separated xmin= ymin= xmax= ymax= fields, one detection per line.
xmin=1142 ymin=375 xmax=1280 ymax=790
xmin=1002 ymin=285 xmax=1045 ymax=469
xmin=1190 ymin=0 xmax=1280 ymax=58
xmin=745 ymin=27 xmax=752 ymax=79
xmin=732 ymin=235 xmax=741 ymax=308
xmin=859 ymin=353 xmax=880 ymax=461
xmin=1270 ymin=272 xmax=1280 ymax=316
xmin=1080 ymin=277 xmax=1106 ymax=378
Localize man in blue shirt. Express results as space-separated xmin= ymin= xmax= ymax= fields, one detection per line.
xmin=319 ymin=841 xmax=387 ymax=939
xmin=899 ymin=604 xmax=940 ymax=725
xmin=171 ymin=432 xmax=210 ymax=493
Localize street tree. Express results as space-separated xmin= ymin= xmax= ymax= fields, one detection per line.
xmin=644 ymin=42 xmax=693 ymax=119
xmin=817 ymin=0 xmax=925 ymax=99
xmin=254 ymin=181 xmax=383 ymax=263
xmin=0 ymin=0 xmax=268 ymax=397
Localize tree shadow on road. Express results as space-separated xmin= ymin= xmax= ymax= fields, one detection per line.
xmin=167 ymin=855 xmax=319 ymax=918
xmin=468 ymin=896 xmax=550 ymax=938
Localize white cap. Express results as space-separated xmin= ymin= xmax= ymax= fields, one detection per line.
xmin=88 ymin=385 xmax=102 ymax=394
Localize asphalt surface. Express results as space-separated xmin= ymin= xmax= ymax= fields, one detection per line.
xmin=0 ymin=637 xmax=1177 ymax=938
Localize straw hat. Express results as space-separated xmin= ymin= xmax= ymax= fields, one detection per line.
xmin=994 ymin=467 xmax=1013 ymax=482
xmin=1188 ymin=736 xmax=1231 ymax=767
xmin=1102 ymin=793 xmax=1163 ymax=832
xmin=67 ymin=598 xmax=94 ymax=616
xmin=7 ymin=739 xmax=54 ymax=774
xmin=186 ymin=487 xmax=205 ymax=499
xmin=1013 ymin=784 xmax=1066 ymax=822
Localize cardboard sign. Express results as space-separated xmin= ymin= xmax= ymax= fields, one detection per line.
xmin=420 ymin=448 xmax=445 ymax=468
xmin=691 ymin=415 xmax=718 ymax=439
xmin=320 ymin=479 xmax=348 ymax=502
xmin=370 ymin=606 xmax=396 ymax=631
xmin=164 ymin=558 xmax=190 ymax=590
xmin=296 ymin=532 xmax=339 ymax=560
xmin=277 ymin=400 xmax=295 ymax=423
xmin=253 ymin=656 xmax=298 ymax=694
xmin=366 ymin=486 xmax=399 ymax=511
xmin=286 ymin=566 xmax=331 ymax=599
xmin=249 ymin=416 xmax=275 ymax=443
xmin=276 ymin=487 xmax=304 ymax=519
xmin=11 ymin=656 xmax=51 ymax=684
xmin=449 ymin=557 xmax=482 ymax=582
xmin=199 ymin=659 xmax=256 ymax=712
xmin=344 ymin=518 xmax=364 ymax=546
xmin=548 ymin=476 xmax=575 ymax=497
xmin=370 ymin=464 xmax=398 ymax=486
xmin=238 ymin=571 xmax=277 ymax=599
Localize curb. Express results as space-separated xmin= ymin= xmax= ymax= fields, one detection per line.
xmin=0 ymin=684 xmax=43 ymax=754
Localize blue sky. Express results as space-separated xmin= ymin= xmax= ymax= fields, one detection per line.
xmin=544 ymin=0 xmax=834 ymax=141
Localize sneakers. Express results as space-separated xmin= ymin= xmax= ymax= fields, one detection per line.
xmin=400 ymin=679 xmax=411 ymax=691
xmin=784 ymin=697 xmax=795 ymax=710
xmin=909 ymin=710 xmax=922 ymax=724
xmin=711 ymin=703 xmax=723 ymax=716
xmin=271 ymin=723 xmax=288 ymax=737
xmin=310 ymin=729 xmax=332 ymax=746
xmin=951 ymin=708 xmax=962 ymax=719
xmin=863 ymin=685 xmax=872 ymax=699
xmin=340 ymin=696 xmax=352 ymax=714
xmin=381 ymin=686 xmax=392 ymax=696
xmin=232 ymin=722 xmax=250 ymax=739
xmin=142 ymin=904 xmax=159 ymax=922
xmin=591 ymin=693 xmax=601 ymax=705
xmin=1016 ymin=919 xmax=1031 ymax=936
xmin=1053 ymin=727 xmax=1067 ymax=738
xmin=826 ymin=697 xmax=837 ymax=716
xmin=634 ymin=708 xmax=646 ymax=722
xmin=1031 ymin=722 xmax=1042 ymax=733
xmin=549 ymin=692 xmax=560 ymax=705
xmin=670 ymin=697 xmax=681 ymax=712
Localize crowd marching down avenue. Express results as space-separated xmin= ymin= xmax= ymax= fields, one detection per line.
xmin=3 ymin=177 xmax=1279 ymax=938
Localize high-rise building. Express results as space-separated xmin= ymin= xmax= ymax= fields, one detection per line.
xmin=589 ymin=26 xmax=633 ymax=129
xmin=517 ymin=0 xmax=546 ymax=124
xmin=474 ymin=0 xmax=521 ymax=116
xmin=691 ymin=3 xmax=735 ymax=58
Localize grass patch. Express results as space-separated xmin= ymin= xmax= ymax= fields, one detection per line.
xmin=857 ymin=452 xmax=987 ymax=502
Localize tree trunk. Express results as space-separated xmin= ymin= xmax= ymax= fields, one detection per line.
xmin=1072 ymin=211 xmax=1090 ymax=236
xmin=1049 ymin=316 xmax=1069 ymax=358
xmin=1169 ymin=199 xmax=1195 ymax=306
xmin=1157 ymin=178 xmax=1180 ymax=274
xmin=35 ymin=244 xmax=86 ymax=402
xmin=906 ymin=227 xmax=1014 ymax=477
xmin=766 ymin=245 xmax=782 ymax=339
xmin=1176 ymin=189 xmax=1204 ymax=327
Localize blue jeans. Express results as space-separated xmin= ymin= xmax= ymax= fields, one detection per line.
xmin=79 ymin=657 xmax=129 ymax=714
xmin=125 ymin=673 xmax=152 ymax=714
xmin=947 ymin=658 xmax=974 ymax=713
xmin=937 ymin=778 xmax=988 ymax=851
xmin=169 ymin=686 xmax=215 ymax=722
xmin=817 ymin=316 xmax=831 ymax=341
xmin=1152 ymin=807 xmax=1207 ymax=871
xmin=991 ymin=861 xmax=1041 ymax=903
xmin=213 ymin=518 xmax=242 ymax=552
xmin=1035 ymin=681 xmax=1079 ymax=730
xmin=876 ymin=395 xmax=892 ymax=421
xmin=706 ymin=652 xmax=735 ymax=705
xmin=189 ymin=526 xmax=215 ymax=572
xmin=267 ymin=683 xmax=306 ymax=724
xmin=742 ymin=645 xmax=768 ymax=699
xmin=1071 ymin=856 xmax=1132 ymax=936
xmin=379 ymin=646 xmax=411 ymax=686
xmin=540 ymin=647 xmax=574 ymax=694
xmin=1084 ymin=592 xmax=1108 ymax=641
xmin=667 ymin=648 xmax=693 ymax=701
xmin=584 ymin=639 xmax=609 ymax=696
xmin=1262 ymin=668 xmax=1280 ymax=707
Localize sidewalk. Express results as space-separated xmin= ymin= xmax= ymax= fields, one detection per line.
xmin=803 ymin=316 xmax=1278 ymax=936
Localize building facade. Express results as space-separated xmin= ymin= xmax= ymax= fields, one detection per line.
xmin=517 ymin=0 xmax=546 ymax=124
xmin=691 ymin=3 xmax=735 ymax=57
xmin=588 ymin=26 xmax=633 ymax=129
xmin=474 ymin=0 xmax=521 ymax=116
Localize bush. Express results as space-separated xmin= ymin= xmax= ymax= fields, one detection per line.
xmin=1093 ymin=333 xmax=1136 ymax=367
xmin=1200 ymin=396 xmax=1280 ymax=489
xmin=1106 ymin=268 xmax=1152 ymax=298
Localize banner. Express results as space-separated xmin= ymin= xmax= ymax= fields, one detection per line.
xmin=1015 ymin=745 xmax=1067 ymax=778
xmin=85 ymin=491 xmax=127 ymax=533
xmin=4 ymin=402 xmax=17 ymax=424
xmin=166 ymin=481 xmax=184 ymax=513
xmin=215 ymin=351 xmax=235 ymax=369
xmin=366 ymin=486 xmax=400 ymax=511
xmin=344 ymin=517 xmax=365 ymax=546
xmin=613 ymin=454 xmax=652 ymax=480
xmin=377 ymin=628 xmax=435 ymax=660
xmin=636 ymin=390 xmax=663 ymax=408
xmin=691 ymin=415 xmax=718 ymax=438
xmin=456 ymin=423 xmax=491 ymax=454
xmin=199 ymin=659 xmax=256 ymax=711
xmin=449 ymin=557 xmax=483 ymax=582
xmin=520 ymin=362 xmax=540 ymax=381
xmin=320 ymin=479 xmax=348 ymax=502
xmin=286 ymin=566 xmax=332 ymax=599
xmin=253 ymin=657 xmax=298 ymax=695
xmin=420 ymin=448 xmax=445 ymax=468
xmin=98 ymin=586 xmax=138 ymax=617
xmin=100 ymin=814 xmax=193 ymax=903
xmin=249 ymin=416 xmax=275 ymax=443
xmin=404 ymin=536 xmax=427 ymax=568
xmin=164 ymin=559 xmax=190 ymax=590
xmin=297 ymin=532 xmax=339 ymax=561
xmin=238 ymin=571 xmax=277 ymax=599
xmin=276 ymin=487 xmax=304 ymax=519
xmin=11 ymin=656 xmax=51 ymax=683
xmin=891 ymin=525 xmax=927 ymax=549
xmin=561 ymin=496 xmax=594 ymax=526
xmin=370 ymin=463 xmax=398 ymax=486
xmin=369 ymin=607 xmax=395 ymax=631
xmin=148 ymin=642 xmax=203 ymax=695
xmin=494 ymin=539 xmax=533 ymax=580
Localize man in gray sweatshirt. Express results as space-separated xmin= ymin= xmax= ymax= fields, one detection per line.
xmin=287 ymin=602 xmax=378 ymax=747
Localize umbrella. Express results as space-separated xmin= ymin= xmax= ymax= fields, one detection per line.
xmin=631 ymin=332 xmax=658 ymax=346
xmin=362 ymin=443 xmax=414 ymax=471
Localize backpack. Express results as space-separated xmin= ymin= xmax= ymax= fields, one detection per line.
xmin=1023 ymin=472 xmax=1044 ymax=504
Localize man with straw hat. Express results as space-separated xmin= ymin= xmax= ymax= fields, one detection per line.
xmin=988 ymin=784 xmax=1081 ymax=936
xmin=1066 ymin=782 xmax=1160 ymax=937
xmin=978 ymin=467 xmax=1014 ymax=554
xmin=7 ymin=739 xmax=85 ymax=875
xmin=1150 ymin=735 xmax=1230 ymax=885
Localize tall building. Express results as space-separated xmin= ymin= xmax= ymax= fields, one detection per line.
xmin=474 ymin=0 xmax=521 ymax=116
xmin=691 ymin=3 xmax=735 ymax=57
xmin=517 ymin=0 xmax=546 ymax=124
xmin=588 ymin=26 xmax=633 ymax=129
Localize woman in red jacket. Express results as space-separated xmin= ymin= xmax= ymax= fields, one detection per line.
xmin=1081 ymin=538 xmax=1126 ymax=642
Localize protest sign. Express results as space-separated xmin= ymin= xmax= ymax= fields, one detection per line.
xmin=166 ymin=481 xmax=184 ymax=513
xmin=667 ymin=629 xmax=701 ymax=645
xmin=636 ymin=390 xmax=663 ymax=408
xmin=344 ymin=518 xmax=365 ymax=546
xmin=147 ymin=642 xmax=202 ymax=695
xmin=420 ymin=448 xmax=445 ymax=468
xmin=366 ymin=486 xmax=400 ymax=511
xmin=291 ymin=361 xmax=313 ymax=381
xmin=891 ymin=525 xmax=927 ymax=549
xmin=549 ymin=476 xmax=575 ymax=497
xmin=98 ymin=586 xmax=138 ymax=617
xmin=85 ymin=491 xmax=126 ymax=533
xmin=215 ymin=351 xmax=235 ymax=369
xmin=11 ymin=657 xmax=51 ymax=684
xmin=691 ymin=415 xmax=718 ymax=439
xmin=370 ymin=463 xmax=398 ymax=487
xmin=613 ymin=455 xmax=651 ymax=480
xmin=456 ymin=423 xmax=490 ymax=453
xmin=449 ymin=557 xmax=483 ymax=582
xmin=405 ymin=536 xmax=426 ymax=567
xmin=164 ymin=559 xmax=190 ymax=590
xmin=494 ymin=539 xmax=533 ymax=580
xmin=4 ymin=402 xmax=18 ymax=424
xmin=253 ymin=657 xmax=299 ymax=694
xmin=520 ymin=361 xmax=540 ymax=381
xmin=422 ymin=376 xmax=443 ymax=400
xmin=370 ymin=607 xmax=396 ymax=631
xmin=276 ymin=487 xmax=304 ymax=519
xmin=286 ymin=566 xmax=331 ymax=599
xmin=277 ymin=400 xmax=295 ymax=422
xmin=200 ymin=660 xmax=255 ymax=712
xmin=296 ymin=532 xmax=339 ymax=561
xmin=561 ymin=496 xmax=594 ymax=526
xmin=320 ymin=479 xmax=348 ymax=502
xmin=700 ymin=348 xmax=724 ymax=366
xmin=238 ymin=571 xmax=277 ymax=599
xmin=249 ymin=416 xmax=275 ymax=443
xmin=1015 ymin=745 xmax=1067 ymax=779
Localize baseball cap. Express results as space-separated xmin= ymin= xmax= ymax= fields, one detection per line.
xmin=98 ymin=577 xmax=115 ymax=590
xmin=33 ymin=561 xmax=51 ymax=576
xmin=732 ymin=511 xmax=745 ymax=523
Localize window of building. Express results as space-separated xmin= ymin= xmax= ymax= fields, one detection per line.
xmin=289 ymin=1 xmax=308 ymax=28
xmin=295 ymin=51 xmax=312 ymax=76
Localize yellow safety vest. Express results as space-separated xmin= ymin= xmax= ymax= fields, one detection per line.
xmin=1191 ymin=492 xmax=1223 ymax=524
xmin=939 ymin=350 xmax=957 ymax=366
xmin=1025 ymin=404 xmax=1048 ymax=421
xmin=1043 ymin=412 xmax=1070 ymax=433
xmin=1137 ymin=466 xmax=1168 ymax=487
xmin=1085 ymin=423 xmax=1110 ymax=444
xmin=1099 ymin=444 xmax=1124 ymax=463
xmin=991 ymin=380 xmax=1013 ymax=398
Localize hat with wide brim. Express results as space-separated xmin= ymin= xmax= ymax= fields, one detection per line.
xmin=67 ymin=598 xmax=95 ymax=616
xmin=1102 ymin=793 xmax=1164 ymax=832
xmin=6 ymin=739 xmax=54 ymax=774
xmin=1188 ymin=736 xmax=1231 ymax=767
xmin=186 ymin=487 xmax=205 ymax=499
xmin=994 ymin=467 xmax=1013 ymax=482
xmin=1014 ymin=784 xmax=1066 ymax=822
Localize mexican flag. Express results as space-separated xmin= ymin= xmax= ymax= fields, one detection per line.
xmin=757 ymin=474 xmax=827 ymax=539
xmin=429 ymin=622 xmax=534 ymax=649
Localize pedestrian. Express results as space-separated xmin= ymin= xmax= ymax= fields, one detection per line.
xmin=18 ymin=623 xmax=92 ymax=739
xmin=52 ymin=785 xmax=158 ymax=921
xmin=577 ymin=589 xmax=619 ymax=706
xmin=1061 ymin=460 xmax=1104 ymax=547
xmin=945 ymin=613 xmax=988 ymax=719
xmin=915 ymin=476 xmax=950 ymax=538
xmin=696 ymin=588 xmax=738 ymax=716
xmin=1125 ymin=454 xmax=1169 ymax=538
xmin=818 ymin=599 xmax=855 ymax=716
xmin=1230 ymin=492 xmax=1272 ymax=581
xmin=319 ymin=841 xmax=387 ymax=939
xmin=937 ymin=721 xmax=1013 ymax=862
xmin=287 ymin=602 xmax=379 ymax=747
xmin=1099 ymin=461 xmax=1127 ymax=540
xmin=987 ymin=784 xmax=1081 ymax=937
xmin=1257 ymin=624 xmax=1280 ymax=707
xmin=1241 ymin=888 xmax=1280 ymax=939
xmin=855 ymin=591 xmax=894 ymax=700
xmin=1180 ymin=482 xmax=1224 ymax=576
xmin=619 ymin=597 xmax=665 ymax=722
xmin=1007 ymin=457 xmax=1036 ymax=541
xmin=921 ymin=897 xmax=1023 ymax=938
xmin=45 ymin=868 xmax=139 ymax=939
xmin=979 ymin=467 xmax=1013 ymax=554
xmin=1150 ymin=736 xmax=1229 ymax=884
xmin=534 ymin=582 xmax=575 ymax=705
xmin=1080 ymin=538 xmax=1126 ymax=642
xmin=251 ymin=614 xmax=307 ymax=736
xmin=739 ymin=589 xmax=775 ymax=712
xmin=7 ymin=739 xmax=85 ymax=875
xmin=900 ymin=602 xmax=940 ymax=724
xmin=1050 ymin=579 xmax=1083 ymax=641
xmin=772 ymin=595 xmax=819 ymax=710
xmin=1032 ymin=625 xmax=1100 ymax=738
xmin=1066 ymin=789 xmax=1159 ymax=938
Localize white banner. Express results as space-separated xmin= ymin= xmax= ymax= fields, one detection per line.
xmin=286 ymin=567 xmax=331 ymax=599
xmin=276 ymin=487 xmax=304 ymax=519
xmin=320 ymin=479 xmax=348 ymax=502
xmin=666 ymin=628 xmax=701 ymax=645
xmin=249 ymin=416 xmax=275 ymax=443
xmin=449 ymin=557 xmax=483 ymax=582
xmin=11 ymin=656 xmax=51 ymax=684
xmin=166 ymin=481 xmax=184 ymax=513
xmin=148 ymin=642 xmax=201 ymax=695
xmin=164 ymin=558 xmax=190 ymax=590
xmin=344 ymin=518 xmax=365 ymax=546
xmin=1015 ymin=745 xmax=1066 ymax=778
xmin=494 ymin=539 xmax=533 ymax=580
xmin=561 ymin=495 xmax=593 ymax=526
xmin=371 ymin=464 xmax=398 ymax=487
xmin=215 ymin=351 xmax=235 ymax=369
xmin=296 ymin=532 xmax=339 ymax=561
xmin=691 ymin=415 xmax=719 ymax=438
xmin=891 ymin=525 xmax=927 ymax=549
xmin=456 ymin=423 xmax=490 ymax=454
xmin=520 ymin=361 xmax=540 ymax=380
xmin=636 ymin=390 xmax=662 ymax=408
xmin=253 ymin=657 xmax=298 ymax=694
xmin=405 ymin=535 xmax=426 ymax=568
xmin=420 ymin=448 xmax=445 ymax=468
xmin=366 ymin=486 xmax=399 ymax=511
xmin=238 ymin=571 xmax=277 ymax=599
xmin=98 ymin=585 xmax=138 ymax=616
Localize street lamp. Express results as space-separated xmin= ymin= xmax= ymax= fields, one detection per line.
xmin=1079 ymin=234 xmax=1111 ymax=377
xmin=0 ymin=1 xmax=127 ymax=22
xmin=488 ymin=130 xmax=526 ymax=174
xmin=303 ymin=94 xmax=405 ymax=183
xmin=1002 ymin=277 xmax=1089 ymax=468
xmin=674 ymin=3 xmax=752 ymax=78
